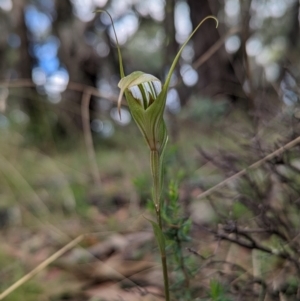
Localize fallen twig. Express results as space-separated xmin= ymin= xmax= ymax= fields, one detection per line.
xmin=0 ymin=235 xmax=83 ymax=300
xmin=197 ymin=136 xmax=300 ymax=199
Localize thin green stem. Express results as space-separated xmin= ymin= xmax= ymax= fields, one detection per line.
xmin=157 ymin=208 xmax=162 ymax=228
xmin=150 ymin=149 xmax=170 ymax=301
xmin=150 ymin=150 xmax=161 ymax=207
xmin=161 ymin=251 xmax=170 ymax=301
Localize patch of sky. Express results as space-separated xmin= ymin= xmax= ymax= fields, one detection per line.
xmin=262 ymin=1 xmax=288 ymax=18
xmin=135 ymin=0 xmax=165 ymax=21
xmin=39 ymin=57 xmax=60 ymax=75
xmin=100 ymin=9 xmax=116 ymax=25
xmin=280 ymin=72 xmax=298 ymax=106
xmin=26 ymin=2 xmax=69 ymax=99
xmin=166 ymin=89 xmax=181 ymax=114
xmin=225 ymin=35 xmax=241 ymax=53
xmin=175 ymin=1 xmax=192 ymax=44
xmin=246 ymin=35 xmax=263 ymax=57
xmin=71 ymin=0 xmax=95 ymax=22
xmin=181 ymin=42 xmax=194 ymax=62
xmin=0 ymin=0 xmax=12 ymax=11
xmin=251 ymin=0 xmax=292 ymax=19
xmin=44 ymin=68 xmax=69 ymax=95
xmin=225 ymin=0 xmax=240 ymax=17
xmin=282 ymin=90 xmax=298 ymax=106
xmin=111 ymin=0 xmax=131 ymax=15
xmin=180 ymin=64 xmax=198 ymax=87
xmin=25 ymin=5 xmax=52 ymax=37
xmin=32 ymin=67 xmax=47 ymax=85
xmin=224 ymin=0 xmax=240 ymax=26
xmin=33 ymin=36 xmax=60 ymax=61
xmin=71 ymin=0 xmax=107 ymax=22
xmin=110 ymin=108 xmax=131 ymax=125
xmin=108 ymin=11 xmax=139 ymax=45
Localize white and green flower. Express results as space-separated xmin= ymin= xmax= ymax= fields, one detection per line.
xmin=115 ymin=16 xmax=218 ymax=149
xmin=118 ymin=72 xmax=162 ymax=111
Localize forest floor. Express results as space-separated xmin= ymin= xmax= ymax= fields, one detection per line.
xmin=0 ymin=101 xmax=299 ymax=301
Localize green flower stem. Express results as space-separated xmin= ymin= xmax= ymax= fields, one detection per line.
xmin=150 ymin=149 xmax=170 ymax=301
xmin=150 ymin=150 xmax=161 ymax=208
xmin=161 ymin=248 xmax=170 ymax=301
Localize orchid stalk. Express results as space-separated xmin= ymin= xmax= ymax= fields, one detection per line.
xmin=95 ymin=10 xmax=218 ymax=300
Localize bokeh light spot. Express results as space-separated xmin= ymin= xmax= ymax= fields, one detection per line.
xmin=180 ymin=64 xmax=198 ymax=87
xmin=110 ymin=108 xmax=131 ymax=125
xmin=225 ymin=35 xmax=241 ymax=53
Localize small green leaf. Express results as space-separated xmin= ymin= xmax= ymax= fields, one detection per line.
xmin=164 ymin=15 xmax=218 ymax=90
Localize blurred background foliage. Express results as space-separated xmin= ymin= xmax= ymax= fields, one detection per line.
xmin=1 ymin=0 xmax=300 ymax=300
xmin=1 ymin=0 xmax=299 ymax=140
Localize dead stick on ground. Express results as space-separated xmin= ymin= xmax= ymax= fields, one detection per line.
xmin=0 ymin=235 xmax=83 ymax=300
xmin=197 ymin=136 xmax=300 ymax=199
xmin=81 ymin=88 xmax=102 ymax=187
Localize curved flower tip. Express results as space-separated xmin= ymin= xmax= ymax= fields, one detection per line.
xmin=117 ymin=71 xmax=161 ymax=118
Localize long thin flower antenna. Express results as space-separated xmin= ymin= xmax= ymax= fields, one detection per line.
xmin=94 ymin=10 xmax=125 ymax=78
xmin=164 ymin=16 xmax=218 ymax=90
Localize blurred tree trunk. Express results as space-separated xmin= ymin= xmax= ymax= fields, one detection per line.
xmin=11 ymin=0 xmax=43 ymax=130
xmin=55 ymin=0 xmax=95 ymax=85
xmin=288 ymin=0 xmax=300 ymax=47
xmin=164 ymin=0 xmax=177 ymax=68
xmin=282 ymin=0 xmax=300 ymax=72
xmin=164 ymin=0 xmax=181 ymax=140
xmin=11 ymin=0 xmax=31 ymax=80
xmin=186 ymin=0 xmax=250 ymax=108
xmin=55 ymin=0 xmax=99 ymax=132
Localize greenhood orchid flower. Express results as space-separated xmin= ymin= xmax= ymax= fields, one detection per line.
xmin=115 ymin=16 xmax=218 ymax=155
xmin=111 ymin=12 xmax=218 ymax=207
xmin=118 ymin=72 xmax=162 ymax=110
xmin=95 ymin=10 xmax=218 ymax=301
xmin=96 ymin=10 xmax=218 ymax=205
xmin=118 ymin=70 xmax=167 ymax=153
